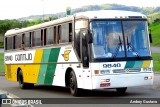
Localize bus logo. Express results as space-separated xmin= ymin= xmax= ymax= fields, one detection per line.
xmin=62 ymin=50 xmax=71 ymax=61
xmin=125 ymin=69 xmax=130 ymax=72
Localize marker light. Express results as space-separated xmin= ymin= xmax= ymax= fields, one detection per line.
xmin=94 ymin=70 xmax=99 ymax=75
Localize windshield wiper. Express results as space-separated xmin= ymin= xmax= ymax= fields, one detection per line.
xmin=126 ymin=36 xmax=140 ymax=58
xmin=113 ymin=36 xmax=122 ymax=58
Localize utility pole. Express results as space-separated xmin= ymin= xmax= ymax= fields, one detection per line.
xmin=41 ymin=0 xmax=44 ymax=22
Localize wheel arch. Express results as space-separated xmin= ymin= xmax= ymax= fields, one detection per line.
xmin=17 ymin=67 xmax=22 ymax=81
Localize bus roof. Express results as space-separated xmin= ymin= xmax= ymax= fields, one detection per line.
xmin=75 ymin=10 xmax=147 ymax=19
xmin=5 ymin=10 xmax=147 ymax=37
xmin=5 ymin=15 xmax=75 ymax=37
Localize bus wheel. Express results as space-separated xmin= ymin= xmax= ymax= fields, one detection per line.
xmin=69 ymin=71 xmax=80 ymax=96
xmin=18 ymin=70 xmax=34 ymax=89
xmin=116 ymin=87 xmax=127 ymax=95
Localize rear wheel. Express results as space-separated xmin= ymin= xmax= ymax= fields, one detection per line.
xmin=69 ymin=71 xmax=81 ymax=96
xmin=18 ymin=70 xmax=34 ymax=89
xmin=116 ymin=87 xmax=127 ymax=95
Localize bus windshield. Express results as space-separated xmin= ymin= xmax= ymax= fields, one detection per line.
xmin=91 ymin=20 xmax=150 ymax=59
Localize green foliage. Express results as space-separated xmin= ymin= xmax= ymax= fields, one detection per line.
xmin=152 ymin=53 xmax=160 ymax=72
xmin=0 ymin=53 xmax=4 ymax=72
xmin=149 ymin=19 xmax=160 ymax=46
xmin=0 ymin=42 xmax=3 ymax=48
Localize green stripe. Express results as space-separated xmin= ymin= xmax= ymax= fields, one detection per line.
xmin=44 ymin=48 xmax=60 ymax=85
xmin=125 ymin=61 xmax=135 ymax=68
xmin=133 ymin=61 xmax=143 ymax=68
xmin=125 ymin=61 xmax=144 ymax=68
xmin=38 ymin=49 xmax=51 ymax=84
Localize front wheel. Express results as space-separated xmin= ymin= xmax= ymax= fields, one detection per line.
xmin=69 ymin=71 xmax=81 ymax=96
xmin=116 ymin=87 xmax=127 ymax=95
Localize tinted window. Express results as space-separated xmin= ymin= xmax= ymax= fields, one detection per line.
xmin=46 ymin=27 xmax=54 ymax=45
xmin=7 ymin=37 xmax=13 ymax=50
xmin=25 ymin=32 xmax=30 ymax=47
xmin=34 ymin=30 xmax=41 ymax=46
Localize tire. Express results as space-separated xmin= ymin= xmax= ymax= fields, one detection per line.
xmin=18 ymin=70 xmax=34 ymax=89
xmin=116 ymin=87 xmax=127 ymax=95
xmin=69 ymin=71 xmax=81 ymax=96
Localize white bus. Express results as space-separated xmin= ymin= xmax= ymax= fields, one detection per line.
xmin=4 ymin=10 xmax=153 ymax=96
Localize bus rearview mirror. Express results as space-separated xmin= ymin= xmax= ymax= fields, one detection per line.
xmin=149 ymin=29 xmax=152 ymax=43
xmin=88 ymin=32 xmax=93 ymax=44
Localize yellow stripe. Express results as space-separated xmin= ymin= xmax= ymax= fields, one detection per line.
xmin=34 ymin=49 xmax=43 ymax=63
xmin=27 ymin=49 xmax=44 ymax=83
xmin=142 ymin=60 xmax=151 ymax=68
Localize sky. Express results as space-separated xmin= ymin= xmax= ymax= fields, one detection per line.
xmin=0 ymin=0 xmax=160 ymax=20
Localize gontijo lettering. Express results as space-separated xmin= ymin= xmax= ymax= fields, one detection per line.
xmin=15 ymin=53 xmax=32 ymax=61
xmin=5 ymin=53 xmax=32 ymax=62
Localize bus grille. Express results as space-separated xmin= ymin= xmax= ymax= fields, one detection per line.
xmin=113 ymin=68 xmax=141 ymax=73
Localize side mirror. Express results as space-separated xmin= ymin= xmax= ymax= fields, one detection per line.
xmin=149 ymin=29 xmax=152 ymax=43
xmin=87 ymin=31 xmax=93 ymax=44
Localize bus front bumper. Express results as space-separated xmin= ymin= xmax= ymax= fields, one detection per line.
xmin=92 ymin=73 xmax=154 ymax=89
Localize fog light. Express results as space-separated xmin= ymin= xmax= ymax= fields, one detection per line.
xmin=148 ymin=76 xmax=152 ymax=80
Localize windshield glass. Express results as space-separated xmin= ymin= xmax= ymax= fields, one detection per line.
xmin=123 ymin=21 xmax=150 ymax=57
xmin=91 ymin=20 xmax=150 ymax=59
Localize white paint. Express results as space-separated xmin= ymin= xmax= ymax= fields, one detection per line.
xmin=4 ymin=50 xmax=35 ymax=64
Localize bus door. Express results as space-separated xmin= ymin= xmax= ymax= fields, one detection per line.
xmin=79 ymin=29 xmax=92 ymax=89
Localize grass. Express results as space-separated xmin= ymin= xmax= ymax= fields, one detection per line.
xmin=149 ymin=20 xmax=160 ymax=46
xmin=0 ymin=53 xmax=4 ymax=72
xmin=152 ymin=53 xmax=160 ymax=72
xmin=0 ymin=42 xmax=4 ymax=48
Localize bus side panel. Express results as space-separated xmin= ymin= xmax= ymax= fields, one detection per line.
xmin=5 ymin=64 xmax=17 ymax=82
xmin=52 ymin=47 xmax=84 ymax=88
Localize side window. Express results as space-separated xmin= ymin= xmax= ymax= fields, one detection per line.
xmin=69 ymin=23 xmax=72 ymax=42
xmin=16 ymin=34 xmax=21 ymax=49
xmin=46 ymin=27 xmax=54 ymax=45
xmin=61 ymin=23 xmax=69 ymax=43
xmin=75 ymin=30 xmax=81 ymax=59
xmin=7 ymin=37 xmax=13 ymax=50
xmin=25 ymin=32 xmax=30 ymax=47
xmin=34 ymin=30 xmax=41 ymax=46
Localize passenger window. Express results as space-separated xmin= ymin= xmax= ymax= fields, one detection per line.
xmin=61 ymin=23 xmax=69 ymax=43
xmin=69 ymin=23 xmax=72 ymax=42
xmin=46 ymin=27 xmax=54 ymax=45
xmin=7 ymin=37 xmax=13 ymax=50
xmin=25 ymin=32 xmax=30 ymax=48
xmin=16 ymin=34 xmax=21 ymax=49
xmin=34 ymin=30 xmax=41 ymax=46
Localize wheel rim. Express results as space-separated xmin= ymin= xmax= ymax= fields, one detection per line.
xmin=19 ymin=75 xmax=23 ymax=87
xmin=70 ymin=74 xmax=75 ymax=91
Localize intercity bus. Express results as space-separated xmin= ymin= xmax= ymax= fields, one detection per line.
xmin=4 ymin=10 xmax=153 ymax=96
